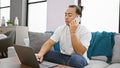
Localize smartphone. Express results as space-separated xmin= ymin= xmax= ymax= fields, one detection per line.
xmin=75 ymin=16 xmax=80 ymax=24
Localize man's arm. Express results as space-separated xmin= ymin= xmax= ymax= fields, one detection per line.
xmin=38 ymin=39 xmax=56 ymax=56
xmin=70 ymin=33 xmax=86 ymax=55
xmin=69 ymin=20 xmax=87 ymax=56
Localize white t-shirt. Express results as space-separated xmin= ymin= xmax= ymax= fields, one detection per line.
xmin=50 ymin=24 xmax=91 ymax=62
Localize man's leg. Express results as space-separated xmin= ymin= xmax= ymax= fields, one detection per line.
xmin=43 ymin=50 xmax=70 ymax=65
xmin=67 ymin=54 xmax=88 ymax=68
xmin=44 ymin=51 xmax=88 ymax=68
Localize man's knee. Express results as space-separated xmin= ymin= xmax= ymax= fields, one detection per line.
xmin=67 ymin=54 xmax=87 ymax=68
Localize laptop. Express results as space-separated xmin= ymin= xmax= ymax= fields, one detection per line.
xmin=14 ymin=45 xmax=58 ymax=68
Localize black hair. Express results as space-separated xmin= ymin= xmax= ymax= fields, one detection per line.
xmin=68 ymin=5 xmax=82 ymax=17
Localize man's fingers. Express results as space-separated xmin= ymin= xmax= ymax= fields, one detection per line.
xmin=40 ymin=57 xmax=43 ymax=62
xmin=36 ymin=54 xmax=41 ymax=61
xmin=36 ymin=56 xmax=40 ymax=61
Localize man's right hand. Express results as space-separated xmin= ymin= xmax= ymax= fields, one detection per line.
xmin=36 ymin=53 xmax=44 ymax=63
xmin=35 ymin=39 xmax=55 ymax=62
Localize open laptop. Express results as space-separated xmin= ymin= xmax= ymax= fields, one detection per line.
xmin=14 ymin=45 xmax=58 ymax=68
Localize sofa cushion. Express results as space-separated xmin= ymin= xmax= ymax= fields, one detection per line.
xmin=85 ymin=60 xmax=109 ymax=68
xmin=105 ymin=63 xmax=120 ymax=68
xmin=91 ymin=56 xmax=107 ymax=62
xmin=28 ymin=32 xmax=51 ymax=53
xmin=111 ymin=34 xmax=120 ymax=63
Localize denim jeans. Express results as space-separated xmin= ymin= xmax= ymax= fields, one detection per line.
xmin=44 ymin=50 xmax=88 ymax=68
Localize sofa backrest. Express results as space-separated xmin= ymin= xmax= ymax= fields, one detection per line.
xmin=28 ymin=31 xmax=120 ymax=63
xmin=28 ymin=32 xmax=51 ymax=53
xmin=111 ymin=33 xmax=120 ymax=63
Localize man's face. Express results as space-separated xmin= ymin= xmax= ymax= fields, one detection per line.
xmin=65 ymin=7 xmax=77 ymax=26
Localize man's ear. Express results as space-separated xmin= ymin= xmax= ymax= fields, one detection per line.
xmin=77 ymin=15 xmax=80 ymax=17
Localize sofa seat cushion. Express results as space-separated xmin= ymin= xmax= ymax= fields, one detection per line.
xmin=106 ymin=63 xmax=120 ymax=68
xmin=91 ymin=56 xmax=107 ymax=62
xmin=85 ymin=60 xmax=109 ymax=68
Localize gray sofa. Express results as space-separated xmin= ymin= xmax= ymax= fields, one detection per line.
xmin=8 ymin=32 xmax=120 ymax=68
xmin=0 ymin=31 xmax=15 ymax=58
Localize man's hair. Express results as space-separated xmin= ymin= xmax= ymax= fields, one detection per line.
xmin=68 ymin=5 xmax=82 ymax=17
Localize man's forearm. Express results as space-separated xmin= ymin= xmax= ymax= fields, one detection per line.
xmin=70 ymin=33 xmax=86 ymax=55
xmin=38 ymin=39 xmax=55 ymax=56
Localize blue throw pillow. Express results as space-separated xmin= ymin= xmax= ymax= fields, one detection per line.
xmin=87 ymin=31 xmax=115 ymax=63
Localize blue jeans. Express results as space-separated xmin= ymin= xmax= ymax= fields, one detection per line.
xmin=44 ymin=50 xmax=88 ymax=68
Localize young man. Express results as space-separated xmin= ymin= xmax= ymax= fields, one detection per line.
xmin=36 ymin=5 xmax=91 ymax=68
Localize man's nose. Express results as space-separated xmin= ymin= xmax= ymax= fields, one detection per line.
xmin=65 ymin=16 xmax=68 ymax=19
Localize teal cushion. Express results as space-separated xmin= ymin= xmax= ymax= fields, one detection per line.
xmin=87 ymin=31 xmax=115 ymax=63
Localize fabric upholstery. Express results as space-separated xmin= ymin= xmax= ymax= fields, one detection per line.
xmin=28 ymin=32 xmax=51 ymax=53
xmin=87 ymin=31 xmax=115 ymax=63
xmin=85 ymin=60 xmax=109 ymax=68
xmin=105 ymin=63 xmax=120 ymax=68
xmin=0 ymin=31 xmax=15 ymax=58
xmin=91 ymin=56 xmax=107 ymax=62
xmin=111 ymin=34 xmax=120 ymax=63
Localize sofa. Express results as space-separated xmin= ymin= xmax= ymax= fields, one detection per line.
xmin=0 ymin=31 xmax=15 ymax=58
xmin=7 ymin=31 xmax=120 ymax=68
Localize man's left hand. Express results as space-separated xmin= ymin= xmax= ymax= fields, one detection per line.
xmin=69 ymin=20 xmax=78 ymax=33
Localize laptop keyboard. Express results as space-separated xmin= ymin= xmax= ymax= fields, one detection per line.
xmin=39 ymin=61 xmax=58 ymax=68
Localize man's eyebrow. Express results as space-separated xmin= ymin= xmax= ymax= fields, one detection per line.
xmin=65 ymin=12 xmax=72 ymax=15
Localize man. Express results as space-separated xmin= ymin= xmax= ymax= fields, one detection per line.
xmin=36 ymin=5 xmax=91 ymax=68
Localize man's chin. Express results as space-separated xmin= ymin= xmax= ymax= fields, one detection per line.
xmin=65 ymin=22 xmax=69 ymax=25
xmin=66 ymin=24 xmax=69 ymax=26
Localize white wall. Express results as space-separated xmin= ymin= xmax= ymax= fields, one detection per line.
xmin=47 ymin=0 xmax=75 ymax=31
xmin=81 ymin=0 xmax=119 ymax=32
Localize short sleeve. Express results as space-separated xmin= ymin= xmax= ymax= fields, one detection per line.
xmin=50 ymin=27 xmax=61 ymax=42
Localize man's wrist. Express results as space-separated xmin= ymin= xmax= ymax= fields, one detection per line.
xmin=70 ymin=32 xmax=76 ymax=35
xmin=38 ymin=51 xmax=45 ymax=56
